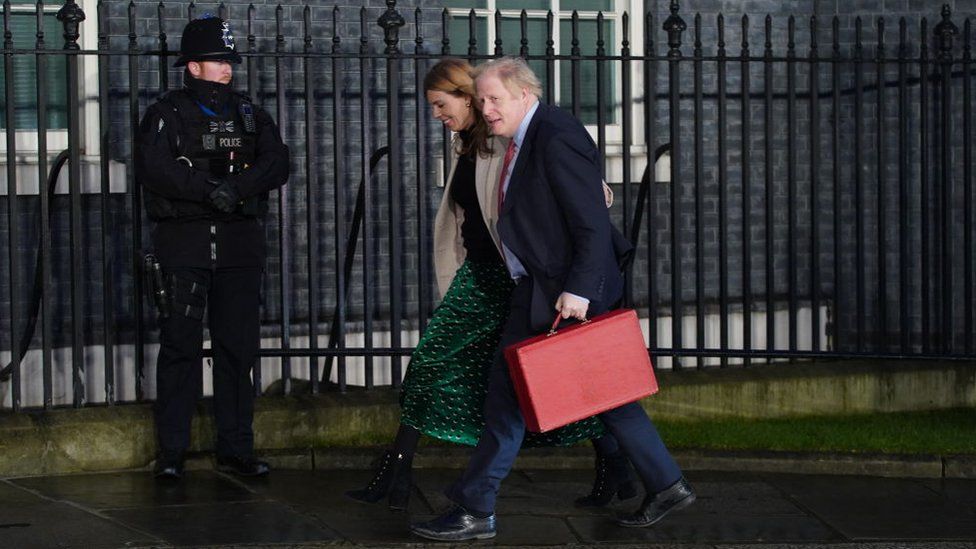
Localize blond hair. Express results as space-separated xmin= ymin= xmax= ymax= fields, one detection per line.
xmin=473 ymin=56 xmax=543 ymax=99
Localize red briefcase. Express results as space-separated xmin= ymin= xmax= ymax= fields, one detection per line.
xmin=504 ymin=308 xmax=658 ymax=433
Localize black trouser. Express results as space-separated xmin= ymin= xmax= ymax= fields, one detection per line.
xmin=154 ymin=266 xmax=262 ymax=459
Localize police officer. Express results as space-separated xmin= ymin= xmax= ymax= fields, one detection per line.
xmin=136 ymin=14 xmax=289 ymax=479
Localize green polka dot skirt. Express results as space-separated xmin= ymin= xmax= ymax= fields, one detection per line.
xmin=400 ymin=259 xmax=606 ymax=447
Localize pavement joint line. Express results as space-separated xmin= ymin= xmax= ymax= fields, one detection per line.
xmin=758 ymin=472 xmax=850 ymax=541
xmin=2 ymin=476 xmax=169 ymax=545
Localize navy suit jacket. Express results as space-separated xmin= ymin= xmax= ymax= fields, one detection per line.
xmin=496 ymin=102 xmax=632 ymax=332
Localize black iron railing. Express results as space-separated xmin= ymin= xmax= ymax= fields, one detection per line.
xmin=1 ymin=1 xmax=975 ymax=412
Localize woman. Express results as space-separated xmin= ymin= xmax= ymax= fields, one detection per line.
xmin=345 ymin=58 xmax=635 ymax=510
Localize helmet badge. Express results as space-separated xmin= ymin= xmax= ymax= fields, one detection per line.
xmin=221 ymin=21 xmax=235 ymax=50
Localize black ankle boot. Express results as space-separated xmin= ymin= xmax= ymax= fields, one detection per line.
xmin=574 ymin=451 xmax=639 ymax=507
xmin=345 ymin=450 xmax=413 ymax=510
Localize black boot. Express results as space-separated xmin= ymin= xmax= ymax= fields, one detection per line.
xmin=345 ymin=450 xmax=413 ymax=510
xmin=574 ymin=451 xmax=639 ymax=507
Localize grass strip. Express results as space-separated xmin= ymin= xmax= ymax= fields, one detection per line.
xmin=654 ymin=407 xmax=976 ymax=454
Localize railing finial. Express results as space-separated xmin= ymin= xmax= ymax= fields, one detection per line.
xmin=57 ymin=0 xmax=86 ymax=50
xmin=933 ymin=3 xmax=958 ymax=59
xmin=378 ymin=0 xmax=405 ymax=54
xmin=663 ymin=0 xmax=686 ymax=56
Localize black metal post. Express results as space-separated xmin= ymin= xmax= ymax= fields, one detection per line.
xmin=98 ymin=0 xmax=114 ymax=403
xmin=920 ymin=18 xmax=931 ymax=352
xmin=3 ymin=0 xmax=21 ymax=410
xmin=360 ymin=7 xmax=374 ymax=387
xmin=58 ymin=0 xmax=85 ymax=407
xmin=330 ymin=6 xmax=347 ymax=389
xmin=854 ymin=17 xmax=865 ymax=352
xmin=717 ymin=14 xmax=729 ymax=366
xmin=38 ymin=0 xmax=54 ymax=407
xmin=764 ymin=15 xmax=775 ymax=357
xmin=127 ymin=0 xmax=144 ymax=400
xmin=898 ymin=17 xmax=910 ymax=353
xmin=740 ymin=14 xmax=752 ymax=365
xmin=876 ymin=17 xmax=888 ymax=352
xmin=157 ymin=2 xmax=168 ymax=93
xmin=664 ymin=0 xmax=685 ymax=367
xmin=274 ymin=5 xmax=291 ymax=394
xmin=570 ymin=11 xmax=581 ymax=119
xmin=596 ymin=12 xmax=606 ymax=172
xmin=546 ymin=11 xmax=555 ymax=104
xmin=935 ymin=4 xmax=958 ymax=353
xmin=832 ymin=16 xmax=842 ymax=355
xmin=493 ymin=8 xmax=502 ymax=56
xmin=644 ymin=11 xmax=657 ymax=355
xmin=379 ymin=0 xmax=405 ymax=385
xmin=414 ymin=8 xmax=430 ymax=329
xmin=621 ymin=12 xmax=633 ymax=306
xmin=787 ymin=16 xmax=797 ymax=353
xmin=692 ymin=12 xmax=703 ymax=368
xmin=246 ymin=3 xmax=260 ymax=392
xmin=303 ymin=5 xmax=319 ymax=393
xmin=964 ymin=19 xmax=973 ymax=354
xmin=809 ymin=15 xmax=821 ymax=353
xmin=467 ymin=8 xmax=477 ymax=57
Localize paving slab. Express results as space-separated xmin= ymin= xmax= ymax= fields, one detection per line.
xmin=10 ymin=470 xmax=256 ymax=509
xmin=2 ymin=465 xmax=976 ymax=548
xmin=714 ymin=544 xmax=976 ymax=549
xmin=0 ymin=480 xmax=159 ymax=548
xmin=919 ymin=478 xmax=976 ymax=510
xmin=105 ymin=500 xmax=339 ymax=546
xmin=767 ymin=474 xmax=976 ymax=540
xmin=569 ymin=513 xmax=841 ymax=544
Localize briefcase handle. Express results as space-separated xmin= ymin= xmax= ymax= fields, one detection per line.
xmin=548 ymin=313 xmax=590 ymax=336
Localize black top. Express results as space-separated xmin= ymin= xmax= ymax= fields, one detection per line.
xmin=450 ymin=139 xmax=500 ymax=264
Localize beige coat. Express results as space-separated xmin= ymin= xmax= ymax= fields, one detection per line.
xmin=432 ymin=134 xmax=509 ymax=298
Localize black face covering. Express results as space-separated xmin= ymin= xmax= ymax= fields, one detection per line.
xmin=183 ymin=72 xmax=233 ymax=110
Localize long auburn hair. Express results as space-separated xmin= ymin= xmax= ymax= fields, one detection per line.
xmin=424 ymin=58 xmax=493 ymax=158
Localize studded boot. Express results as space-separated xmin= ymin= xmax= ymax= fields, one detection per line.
xmin=345 ymin=450 xmax=413 ymax=510
xmin=574 ymin=451 xmax=639 ymax=507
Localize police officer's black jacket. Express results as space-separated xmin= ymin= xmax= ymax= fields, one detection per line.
xmin=136 ymin=75 xmax=289 ymax=269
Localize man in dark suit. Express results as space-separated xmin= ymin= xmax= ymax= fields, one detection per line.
xmin=410 ymin=56 xmax=695 ymax=542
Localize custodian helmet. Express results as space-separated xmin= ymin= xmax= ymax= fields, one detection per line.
xmin=173 ymin=15 xmax=242 ymax=67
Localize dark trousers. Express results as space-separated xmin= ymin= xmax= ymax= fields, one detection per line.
xmin=446 ymin=278 xmax=683 ymax=514
xmin=154 ymin=266 xmax=261 ymax=459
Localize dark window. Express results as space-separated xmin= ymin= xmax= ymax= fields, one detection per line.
xmin=0 ymin=2 xmax=68 ymax=131
xmin=445 ymin=0 xmax=619 ymax=125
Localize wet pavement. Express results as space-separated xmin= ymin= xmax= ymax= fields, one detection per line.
xmin=1 ymin=463 xmax=975 ymax=548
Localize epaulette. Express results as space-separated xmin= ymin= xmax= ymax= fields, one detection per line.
xmin=157 ymin=89 xmax=188 ymax=113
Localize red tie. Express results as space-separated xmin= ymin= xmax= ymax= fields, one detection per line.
xmin=497 ymin=140 xmax=517 ymax=211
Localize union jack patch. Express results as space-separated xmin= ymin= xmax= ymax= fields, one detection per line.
xmin=209 ymin=120 xmax=235 ymax=133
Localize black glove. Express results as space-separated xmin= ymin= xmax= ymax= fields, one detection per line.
xmin=207 ymin=179 xmax=241 ymax=213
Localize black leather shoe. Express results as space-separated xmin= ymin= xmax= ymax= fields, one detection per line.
xmin=216 ymin=455 xmax=270 ymax=477
xmin=410 ymin=505 xmax=496 ymax=541
xmin=153 ymin=457 xmax=184 ymax=480
xmin=616 ymin=477 xmax=695 ymax=528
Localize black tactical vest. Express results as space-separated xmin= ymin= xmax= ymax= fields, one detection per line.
xmin=169 ymin=90 xmax=257 ymax=177
xmin=145 ymin=88 xmax=266 ymax=220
